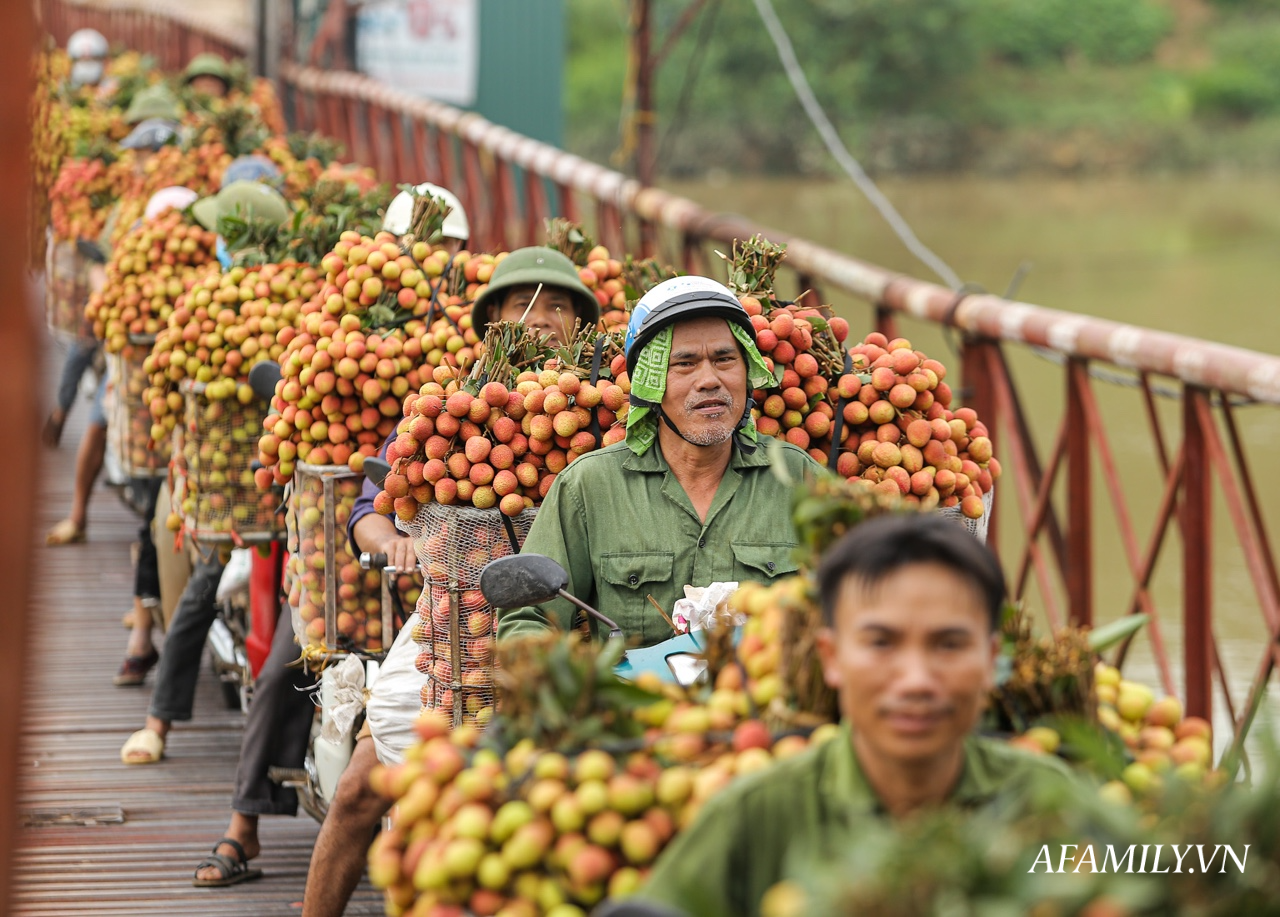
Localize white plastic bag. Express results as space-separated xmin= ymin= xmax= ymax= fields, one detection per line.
xmin=671 ymin=581 xmax=743 ymax=634
xmin=320 ymin=653 xmax=367 ymax=745
xmin=365 ymin=613 xmax=426 ymax=766
xmin=215 ymin=548 xmax=253 ymax=604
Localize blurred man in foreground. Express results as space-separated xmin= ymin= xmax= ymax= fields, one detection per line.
xmin=637 ymin=512 xmax=1071 ymax=917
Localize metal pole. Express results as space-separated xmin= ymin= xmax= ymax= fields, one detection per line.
xmin=633 ymin=0 xmax=654 ymax=187
xmin=1065 ymin=360 xmax=1093 ymax=626
xmin=2 ymin=0 xmax=37 ymax=910
xmin=1182 ymin=387 xmax=1213 ymax=720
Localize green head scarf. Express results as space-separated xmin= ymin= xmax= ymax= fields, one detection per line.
xmin=625 ymin=322 xmax=775 ymax=456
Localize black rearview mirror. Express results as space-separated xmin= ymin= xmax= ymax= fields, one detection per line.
xmin=363 ymin=457 xmax=391 ymax=488
xmin=247 ymin=361 xmax=282 ymax=402
xmin=480 ymin=554 xmax=568 ymax=608
xmin=76 ymin=238 xmax=107 ymax=264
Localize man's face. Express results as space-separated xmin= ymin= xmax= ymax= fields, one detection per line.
xmin=816 ymin=561 xmax=997 ymax=769
xmin=660 ymin=317 xmax=748 ymax=447
xmin=190 ymin=75 xmax=228 ymax=99
xmin=497 ymin=284 xmax=577 ymax=345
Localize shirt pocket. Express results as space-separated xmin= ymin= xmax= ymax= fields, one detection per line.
xmin=731 ymin=542 xmax=800 ymax=581
xmin=600 ymin=551 xmax=676 ymax=591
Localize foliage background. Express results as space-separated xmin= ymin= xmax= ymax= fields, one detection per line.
xmin=565 ymin=0 xmax=1280 ymax=175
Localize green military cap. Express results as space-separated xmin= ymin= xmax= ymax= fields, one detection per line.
xmin=123 ymin=85 xmax=182 ymax=125
xmin=183 ymin=53 xmax=232 ymax=86
xmin=192 ymin=180 xmax=292 ymax=231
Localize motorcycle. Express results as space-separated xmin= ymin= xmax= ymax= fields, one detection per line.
xmin=479 ymin=553 xmax=730 ymax=687
xmin=271 ymin=455 xmax=405 ymax=823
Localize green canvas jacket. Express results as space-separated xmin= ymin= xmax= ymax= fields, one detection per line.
xmin=640 ymin=727 xmax=1075 ymax=917
xmin=496 ymin=439 xmax=823 ymax=646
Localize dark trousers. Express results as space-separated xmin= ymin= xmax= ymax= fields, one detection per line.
xmin=148 ymin=556 xmax=225 ymax=723
xmin=55 ymin=338 xmax=98 ymax=414
xmin=133 ymin=478 xmax=164 ymax=601
xmin=232 ymin=602 xmax=316 ymax=816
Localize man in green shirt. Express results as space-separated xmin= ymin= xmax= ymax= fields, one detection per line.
xmin=497 ymin=276 xmax=823 ymax=646
xmin=636 ymin=512 xmax=1073 ymax=917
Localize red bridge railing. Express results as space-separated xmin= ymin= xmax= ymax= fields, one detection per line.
xmin=42 ymin=0 xmax=1280 ymax=763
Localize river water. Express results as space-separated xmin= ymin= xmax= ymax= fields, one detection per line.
xmin=670 ymin=175 xmax=1280 ymax=760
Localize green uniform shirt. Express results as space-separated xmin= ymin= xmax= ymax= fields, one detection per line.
xmin=496 ymin=439 xmax=823 ymax=647
xmin=640 ymin=727 xmax=1075 ymax=917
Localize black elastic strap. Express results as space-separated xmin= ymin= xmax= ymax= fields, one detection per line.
xmin=827 ymin=350 xmax=854 ymax=472
xmin=588 ymin=334 xmax=605 ymax=448
xmin=500 ymin=513 xmax=521 ymax=555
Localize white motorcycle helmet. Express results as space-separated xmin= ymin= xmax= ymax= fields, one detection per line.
xmin=144 ymin=186 xmax=199 ymax=221
xmin=382 ymin=182 xmax=469 ymax=241
xmin=67 ymin=29 xmax=109 ymax=88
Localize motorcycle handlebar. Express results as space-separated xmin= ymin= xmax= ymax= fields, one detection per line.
xmin=360 ymin=552 xmax=388 ymax=570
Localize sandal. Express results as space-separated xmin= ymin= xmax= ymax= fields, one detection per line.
xmin=193 ymin=837 xmax=263 ymax=887
xmin=46 ymin=519 xmax=85 ymax=546
xmin=113 ymin=648 xmax=159 ymax=686
xmin=120 ymin=728 xmax=165 ymax=765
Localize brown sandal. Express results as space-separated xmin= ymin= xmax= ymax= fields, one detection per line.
xmin=113 ymin=648 xmax=159 ymax=686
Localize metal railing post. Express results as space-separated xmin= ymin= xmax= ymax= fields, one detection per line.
xmin=1065 ymin=359 xmax=1093 ymax=626
xmin=1182 ymin=386 xmax=1213 ymax=720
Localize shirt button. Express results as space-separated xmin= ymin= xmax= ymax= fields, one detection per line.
xmin=628 ymin=574 xmax=639 ymax=585
xmin=766 ymin=562 xmax=776 ymax=572
xmin=698 ymin=537 xmax=706 ymax=548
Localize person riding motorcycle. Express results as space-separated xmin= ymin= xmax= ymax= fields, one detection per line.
xmin=182 ymin=52 xmax=232 ymax=101
xmin=297 ymin=240 xmax=595 ymax=917
xmin=120 ymin=176 xmax=294 ymax=768
xmin=192 ymin=185 xmax=475 ymax=889
xmin=497 ymin=275 xmax=823 ymax=646
xmin=66 ymin=28 xmax=109 ymax=89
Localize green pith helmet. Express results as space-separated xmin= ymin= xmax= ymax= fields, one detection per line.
xmin=183 ymin=52 xmax=232 ymax=87
xmin=192 ymin=180 xmax=292 ymax=231
xmin=470 ymin=247 xmax=600 ymax=334
xmin=123 ymin=85 xmax=182 ymax=125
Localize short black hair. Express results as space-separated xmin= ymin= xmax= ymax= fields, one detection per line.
xmin=816 ymin=513 xmax=1006 ymax=631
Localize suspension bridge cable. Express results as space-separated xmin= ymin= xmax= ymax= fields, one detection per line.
xmin=748 ymin=0 xmax=963 ymax=291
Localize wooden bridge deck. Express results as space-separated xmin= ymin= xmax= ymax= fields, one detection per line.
xmin=14 ymin=354 xmax=384 ymax=916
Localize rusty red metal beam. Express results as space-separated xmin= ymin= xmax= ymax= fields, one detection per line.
xmin=1182 ymin=388 xmax=1214 ymax=720
xmin=2 ymin=0 xmax=38 ymax=909
xmin=1076 ymin=364 xmax=1175 ymax=695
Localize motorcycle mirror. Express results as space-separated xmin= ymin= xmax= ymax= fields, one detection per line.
xmin=480 ymin=553 xmax=567 ymax=608
xmin=363 ymin=457 xmax=391 ymax=488
xmin=76 ymin=238 xmax=107 ymax=264
xmin=247 ymin=361 xmax=282 ymax=401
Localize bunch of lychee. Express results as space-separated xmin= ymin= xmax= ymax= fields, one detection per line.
xmin=109 ymin=338 xmax=170 ymax=476
xmin=45 ymin=238 xmax=94 ymax=339
xmin=286 ymin=468 xmax=422 ymax=654
xmin=1010 ymin=664 xmax=1219 ymax=804
xmin=828 ymin=332 xmax=998 ymax=518
xmin=171 ymin=378 xmax=281 ymax=539
xmin=257 ymin=317 xmax=433 ymax=483
xmin=366 ymin=703 xmax=837 ymax=917
xmin=145 ymin=261 xmax=312 ymax=447
xmin=86 ymin=208 xmax=219 ymax=353
xmin=376 ymin=357 xmax=630 ymax=521
xmin=48 ymin=155 xmax=126 ymax=243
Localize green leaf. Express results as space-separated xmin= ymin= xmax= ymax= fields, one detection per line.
xmin=1087 ymin=614 xmax=1148 ymax=651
